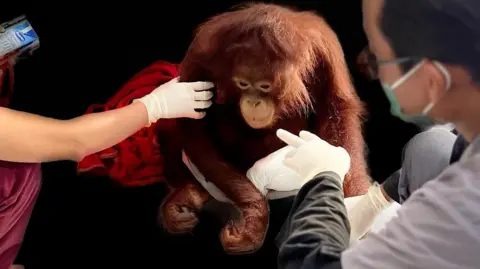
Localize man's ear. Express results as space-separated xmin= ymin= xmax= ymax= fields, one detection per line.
xmin=424 ymin=61 xmax=448 ymax=100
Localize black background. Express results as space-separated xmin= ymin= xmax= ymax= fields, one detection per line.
xmin=1 ymin=1 xmax=419 ymax=268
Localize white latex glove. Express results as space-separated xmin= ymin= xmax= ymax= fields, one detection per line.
xmin=276 ymin=129 xmax=351 ymax=184
xmin=347 ymin=182 xmax=392 ymax=242
xmin=246 ymin=146 xmax=308 ymax=196
xmin=136 ymin=77 xmax=214 ymax=124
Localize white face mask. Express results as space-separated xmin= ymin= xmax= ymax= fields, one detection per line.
xmin=380 ymin=59 xmax=452 ymax=128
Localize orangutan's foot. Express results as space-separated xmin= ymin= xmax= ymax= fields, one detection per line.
xmin=160 ymin=184 xmax=211 ymax=234
xmin=220 ymin=199 xmax=269 ymax=254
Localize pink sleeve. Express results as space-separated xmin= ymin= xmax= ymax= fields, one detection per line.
xmin=0 ymin=161 xmax=41 ymax=269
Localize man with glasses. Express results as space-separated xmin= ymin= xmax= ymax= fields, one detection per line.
xmin=271 ymin=0 xmax=480 ymax=268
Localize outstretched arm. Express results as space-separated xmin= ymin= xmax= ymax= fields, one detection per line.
xmin=0 ymin=78 xmax=213 ymax=163
xmin=0 ymin=102 xmax=148 ymax=163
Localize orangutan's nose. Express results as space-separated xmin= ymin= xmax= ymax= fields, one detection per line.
xmin=247 ymin=99 xmax=262 ymax=107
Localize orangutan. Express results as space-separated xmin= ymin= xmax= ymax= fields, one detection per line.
xmin=159 ymin=3 xmax=370 ymax=255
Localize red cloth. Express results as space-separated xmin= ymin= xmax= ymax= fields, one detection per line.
xmin=0 ymin=60 xmax=15 ymax=108
xmin=77 ymin=61 xmax=180 ymax=187
xmin=0 ymin=48 xmax=29 ymax=107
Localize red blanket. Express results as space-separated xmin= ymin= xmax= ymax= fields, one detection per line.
xmin=77 ymin=61 xmax=180 ymax=187
xmin=0 ymin=61 xmax=15 ymax=108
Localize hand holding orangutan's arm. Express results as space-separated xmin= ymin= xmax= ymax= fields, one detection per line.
xmin=0 ymin=78 xmax=214 ymax=163
xmin=276 ymin=129 xmax=351 ymax=183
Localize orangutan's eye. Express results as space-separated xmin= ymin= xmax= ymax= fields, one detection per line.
xmin=233 ymin=76 xmax=252 ymax=90
xmin=256 ymin=81 xmax=272 ymax=92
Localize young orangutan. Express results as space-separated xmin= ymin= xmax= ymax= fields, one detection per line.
xmin=160 ymin=3 xmax=370 ymax=254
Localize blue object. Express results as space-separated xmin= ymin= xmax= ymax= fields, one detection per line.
xmin=0 ymin=16 xmax=39 ymax=58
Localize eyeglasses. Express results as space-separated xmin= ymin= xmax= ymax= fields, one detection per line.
xmin=358 ymin=46 xmax=418 ymax=80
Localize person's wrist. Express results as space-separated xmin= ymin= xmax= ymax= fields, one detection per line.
xmin=131 ymin=100 xmax=150 ymax=127
xmin=369 ymin=182 xmax=392 ymax=212
xmin=133 ymin=95 xmax=156 ymax=126
xmin=379 ymin=183 xmax=393 ymax=202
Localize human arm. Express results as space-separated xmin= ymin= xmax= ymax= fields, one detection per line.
xmin=277 ymin=172 xmax=349 ymax=269
xmin=275 ymin=129 xmax=351 ymax=269
xmin=341 ymin=159 xmax=480 ymax=269
xmin=0 ymin=102 xmax=148 ymax=162
xmin=277 ymin=129 xmax=480 ymax=269
xmin=246 ymin=139 xmax=391 ymax=244
xmin=0 ymin=77 xmax=213 ymax=163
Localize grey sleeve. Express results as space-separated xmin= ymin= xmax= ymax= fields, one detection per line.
xmin=341 ymin=160 xmax=480 ymax=269
xmin=276 ymin=171 xmax=349 ymax=269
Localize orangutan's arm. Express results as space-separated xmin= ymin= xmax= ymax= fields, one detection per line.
xmin=316 ymin=107 xmax=371 ymax=197
xmin=335 ymin=113 xmax=371 ymax=197
xmin=179 ymin=118 xmax=264 ymax=204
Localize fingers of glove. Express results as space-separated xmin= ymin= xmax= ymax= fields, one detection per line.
xmin=276 ymin=129 xmax=306 ymax=148
xmin=273 ymin=146 xmax=295 ymax=158
xmin=284 ymin=147 xmax=299 ymax=159
xmin=193 ymin=90 xmax=214 ymax=101
xmin=190 ymin=111 xmax=207 ymax=119
xmin=187 ymin=81 xmax=215 ymax=91
xmin=195 ymin=100 xmax=213 ymax=109
xmin=299 ymin=130 xmax=320 ymax=142
xmin=282 ymin=156 xmax=300 ymax=174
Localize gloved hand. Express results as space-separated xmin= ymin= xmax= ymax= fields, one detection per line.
xmin=246 ymin=146 xmax=307 ymax=196
xmin=136 ymin=77 xmax=214 ymax=125
xmin=347 ymin=182 xmax=392 ymax=242
xmin=276 ymin=129 xmax=351 ymax=184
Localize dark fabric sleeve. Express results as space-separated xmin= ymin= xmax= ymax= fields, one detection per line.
xmin=382 ymin=169 xmax=401 ymax=203
xmin=450 ymin=134 xmax=469 ymax=164
xmin=276 ymin=171 xmax=349 ymax=269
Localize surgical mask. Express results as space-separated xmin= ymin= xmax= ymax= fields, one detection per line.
xmin=380 ymin=60 xmax=451 ymax=129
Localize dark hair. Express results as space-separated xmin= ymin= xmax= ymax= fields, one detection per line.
xmin=381 ymin=0 xmax=480 ymax=84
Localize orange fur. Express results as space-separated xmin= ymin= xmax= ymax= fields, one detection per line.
xmin=160 ymin=3 xmax=370 ymax=255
